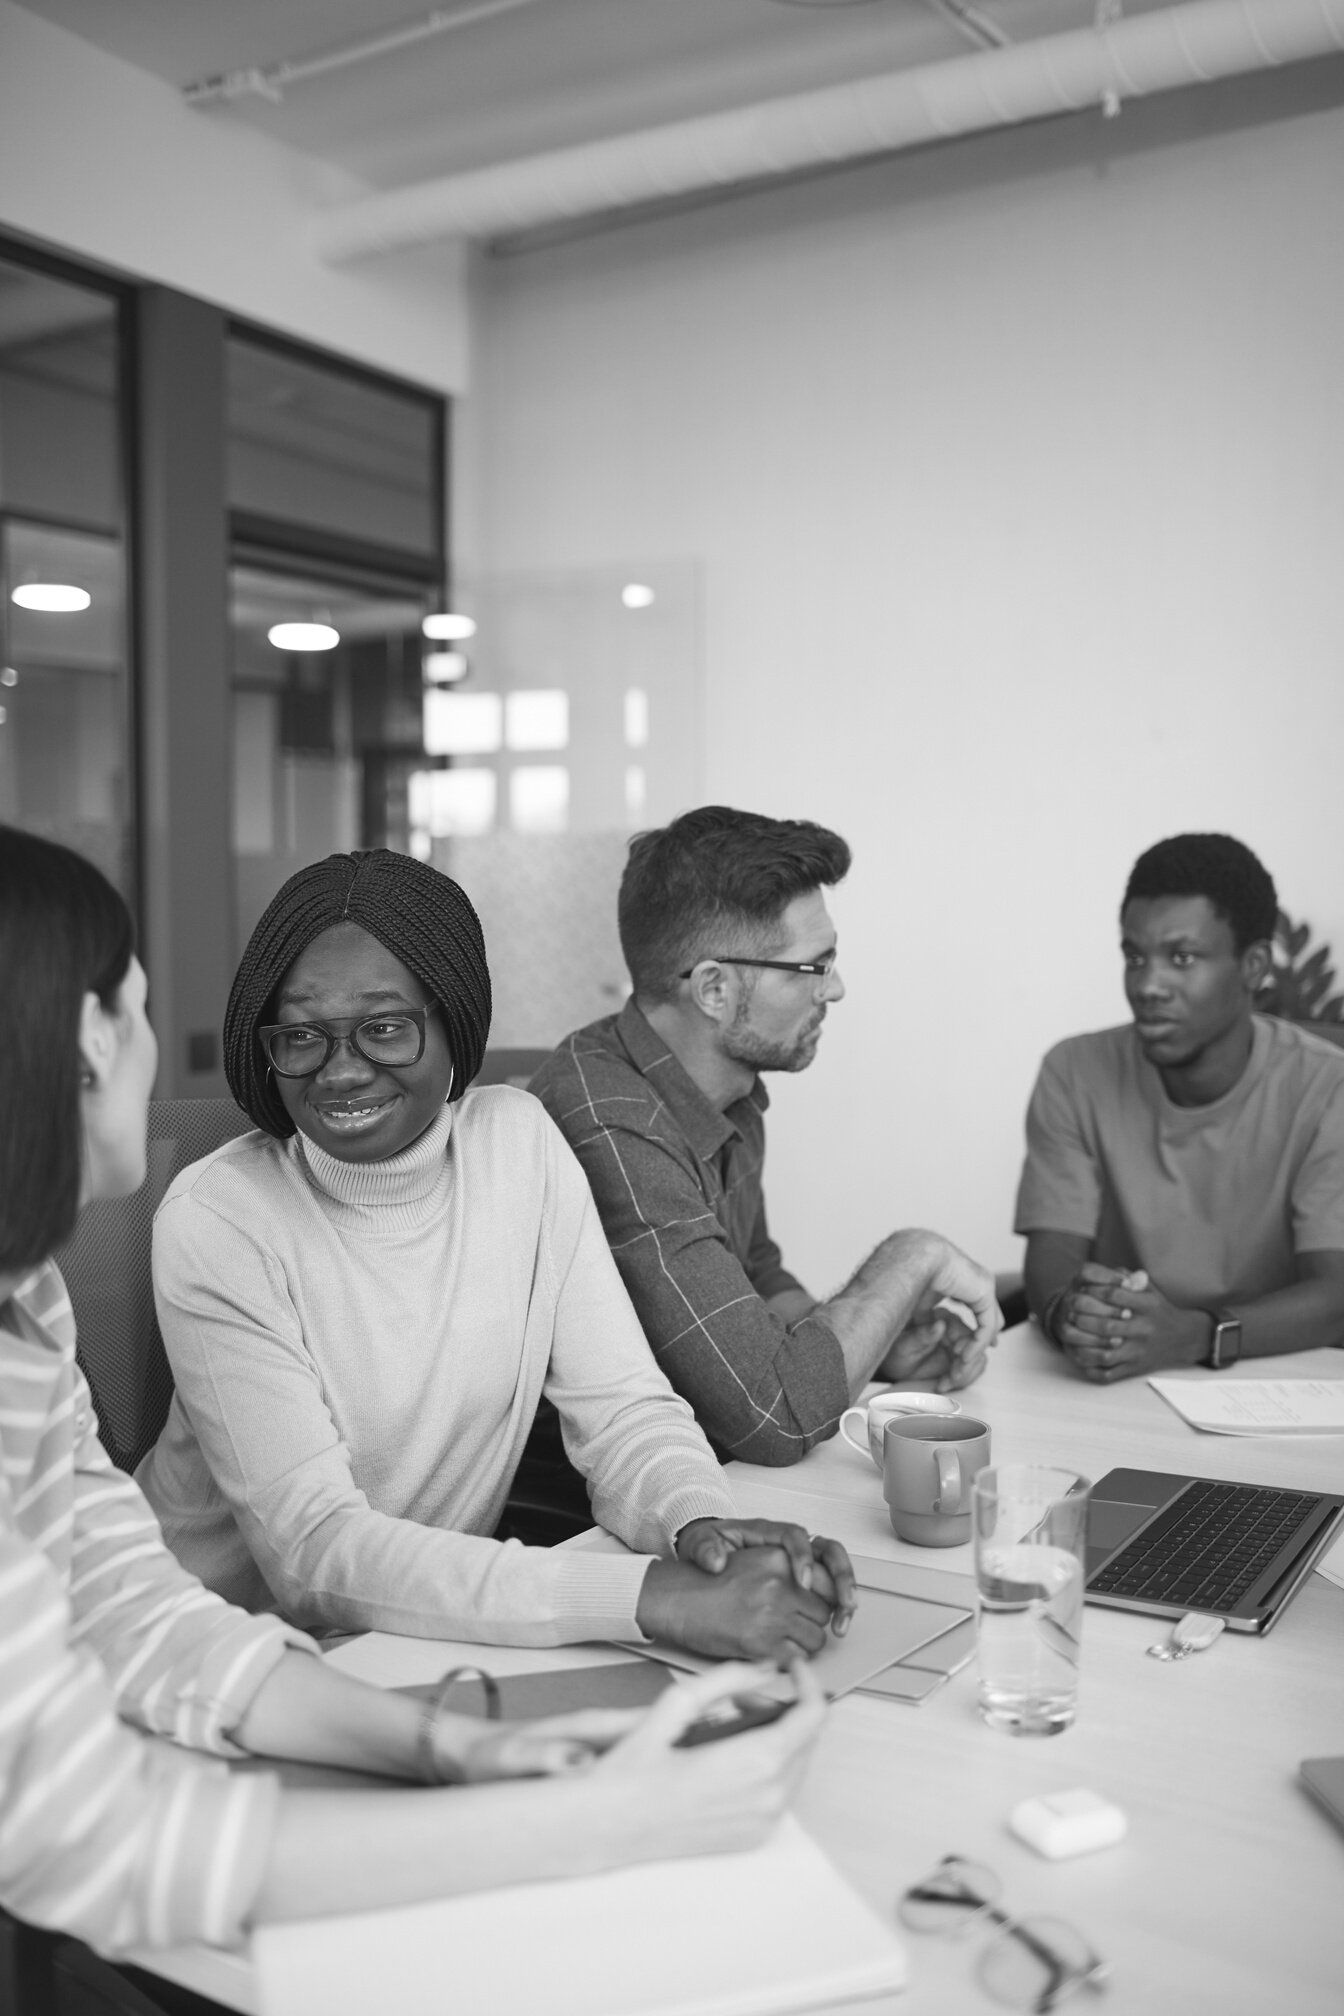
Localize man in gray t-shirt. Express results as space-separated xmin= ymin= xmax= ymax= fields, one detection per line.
xmin=1015 ymin=833 xmax=1344 ymax=1383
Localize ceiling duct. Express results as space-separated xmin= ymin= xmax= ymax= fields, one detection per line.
xmin=315 ymin=0 xmax=1344 ymax=262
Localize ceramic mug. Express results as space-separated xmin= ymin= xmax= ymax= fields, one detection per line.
xmin=839 ymin=1391 xmax=961 ymax=1470
xmin=883 ymin=1415 xmax=991 ymax=1547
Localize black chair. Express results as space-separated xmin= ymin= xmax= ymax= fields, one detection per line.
xmin=471 ymin=1049 xmax=593 ymax=1542
xmin=55 ymin=1098 xmax=255 ymax=1476
xmin=472 ymin=1047 xmax=551 ymax=1089
xmin=0 ymin=1903 xmax=232 ymax=2016
xmin=996 ymin=1271 xmax=1030 ymax=1330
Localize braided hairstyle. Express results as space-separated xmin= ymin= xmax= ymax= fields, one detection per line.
xmin=225 ymin=850 xmax=492 ymax=1137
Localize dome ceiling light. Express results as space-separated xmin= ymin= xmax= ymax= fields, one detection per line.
xmin=11 ymin=583 xmax=92 ymax=613
xmin=423 ymin=612 xmax=477 ymax=641
xmin=268 ymin=621 xmax=340 ymax=651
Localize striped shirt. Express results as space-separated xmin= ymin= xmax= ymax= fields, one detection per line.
xmin=0 ymin=1260 xmax=312 ymax=1954
xmin=531 ymin=1003 xmax=849 ymax=1465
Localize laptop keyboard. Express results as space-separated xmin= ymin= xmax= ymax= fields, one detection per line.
xmin=1089 ymin=1479 xmax=1316 ymax=1612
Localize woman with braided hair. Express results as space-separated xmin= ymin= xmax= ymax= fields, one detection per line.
xmin=138 ymin=849 xmax=854 ymax=1662
xmin=0 ymin=826 xmax=825 ymax=1974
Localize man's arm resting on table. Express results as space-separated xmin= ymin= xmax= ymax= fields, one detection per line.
xmin=1024 ymin=1229 xmax=1095 ymax=1340
xmin=818 ymin=1228 xmax=1001 ymax=1393
xmin=1029 ymin=1233 xmax=1344 ymax=1378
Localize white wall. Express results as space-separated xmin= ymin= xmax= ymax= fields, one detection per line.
xmin=0 ymin=1 xmax=467 ymax=391
xmin=466 ymin=75 xmax=1344 ymax=1286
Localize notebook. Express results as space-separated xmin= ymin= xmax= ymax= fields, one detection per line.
xmin=1148 ymin=1377 xmax=1344 ymax=1435
xmin=253 ymin=1813 xmax=908 ymax=2016
xmin=1085 ymin=1467 xmax=1344 ymax=1633
xmin=627 ymin=1580 xmax=971 ymax=1700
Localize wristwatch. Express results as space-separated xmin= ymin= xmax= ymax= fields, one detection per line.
xmin=1200 ymin=1308 xmax=1242 ymax=1370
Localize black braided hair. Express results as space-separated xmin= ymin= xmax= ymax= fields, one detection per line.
xmin=1122 ymin=833 xmax=1277 ymax=953
xmin=225 ymin=850 xmax=492 ymax=1137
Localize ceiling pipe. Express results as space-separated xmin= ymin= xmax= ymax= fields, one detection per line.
xmin=185 ymin=0 xmax=548 ymax=107
xmin=315 ymin=0 xmax=1344 ymax=262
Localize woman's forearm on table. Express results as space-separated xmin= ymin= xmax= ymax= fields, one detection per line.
xmin=251 ymin=1775 xmax=627 ymax=1923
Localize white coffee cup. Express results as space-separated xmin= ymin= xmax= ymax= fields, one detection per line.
xmin=839 ymin=1390 xmax=962 ymax=1469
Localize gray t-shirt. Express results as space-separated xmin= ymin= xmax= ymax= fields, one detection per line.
xmin=1014 ymin=1016 xmax=1344 ymax=1306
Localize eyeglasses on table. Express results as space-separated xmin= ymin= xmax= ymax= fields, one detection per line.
xmin=898 ymin=1855 xmax=1110 ymax=2013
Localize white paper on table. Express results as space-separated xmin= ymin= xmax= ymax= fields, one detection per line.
xmin=253 ymin=1813 xmax=907 ymax=2016
xmin=1147 ymin=1377 xmax=1344 ymax=1434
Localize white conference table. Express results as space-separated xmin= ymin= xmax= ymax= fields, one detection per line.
xmin=139 ymin=1326 xmax=1344 ymax=2016
xmin=722 ymin=1325 xmax=1344 ymax=2016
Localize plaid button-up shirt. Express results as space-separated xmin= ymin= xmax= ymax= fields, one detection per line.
xmin=531 ymin=1001 xmax=847 ymax=1465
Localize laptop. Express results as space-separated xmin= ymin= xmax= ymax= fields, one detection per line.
xmin=1084 ymin=1467 xmax=1344 ymax=1633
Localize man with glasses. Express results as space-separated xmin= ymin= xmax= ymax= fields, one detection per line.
xmin=532 ymin=806 xmax=998 ymax=1465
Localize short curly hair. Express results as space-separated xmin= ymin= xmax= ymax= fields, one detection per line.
xmin=1122 ymin=833 xmax=1277 ymax=953
xmin=225 ymin=850 xmax=492 ymax=1137
xmin=619 ymin=805 xmax=851 ymax=1003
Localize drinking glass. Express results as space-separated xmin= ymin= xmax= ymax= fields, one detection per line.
xmin=973 ymin=1464 xmax=1091 ymax=1735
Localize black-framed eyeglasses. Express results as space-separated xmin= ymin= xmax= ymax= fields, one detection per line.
xmin=899 ymin=1857 xmax=1110 ymax=2013
xmin=258 ymin=1002 xmax=439 ymax=1079
xmin=677 ymin=950 xmax=838 ymax=981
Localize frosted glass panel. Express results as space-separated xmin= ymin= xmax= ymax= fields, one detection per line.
xmin=423 ymin=688 xmax=502 ymax=756
xmin=410 ymin=765 xmax=496 ymax=837
xmin=505 ymin=689 xmax=568 ymax=751
xmin=436 ymin=561 xmax=702 ymax=1047
xmin=510 ymin=765 xmax=568 ymax=834
xmin=624 ymin=688 xmax=649 ymax=748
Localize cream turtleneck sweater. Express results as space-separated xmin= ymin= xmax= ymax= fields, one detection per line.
xmin=138 ymin=1088 xmax=733 ymax=1644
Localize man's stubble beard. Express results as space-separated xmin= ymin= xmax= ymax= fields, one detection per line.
xmin=721 ymin=1005 xmax=824 ymax=1075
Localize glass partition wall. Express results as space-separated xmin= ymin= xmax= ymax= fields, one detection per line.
xmin=417 ymin=561 xmax=702 ymax=1048
xmin=225 ymin=331 xmax=445 ymax=963
xmin=0 ymin=237 xmax=706 ymax=1083
xmin=0 ymin=255 xmax=132 ymax=898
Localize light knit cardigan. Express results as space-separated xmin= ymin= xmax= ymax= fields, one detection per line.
xmin=138 ymin=1088 xmax=734 ymax=1644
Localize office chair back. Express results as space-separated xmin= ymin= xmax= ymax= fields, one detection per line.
xmin=472 ymin=1047 xmax=551 ymax=1089
xmin=55 ymin=1097 xmax=254 ymax=1475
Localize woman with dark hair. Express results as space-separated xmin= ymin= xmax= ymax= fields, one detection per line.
xmin=0 ymin=827 xmax=822 ymax=1964
xmin=138 ymin=849 xmax=853 ymax=1657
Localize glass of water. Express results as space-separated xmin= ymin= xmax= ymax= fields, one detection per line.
xmin=973 ymin=1465 xmax=1092 ymax=1736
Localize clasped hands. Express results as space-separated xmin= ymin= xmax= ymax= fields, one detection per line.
xmin=876 ymin=1293 xmax=990 ymax=1392
xmin=634 ymin=1516 xmax=857 ymax=1667
xmin=1050 ymin=1263 xmax=1209 ymax=1381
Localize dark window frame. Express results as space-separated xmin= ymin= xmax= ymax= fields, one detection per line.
xmin=0 ymin=229 xmax=141 ymax=926
xmin=224 ymin=317 xmax=448 ymax=601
